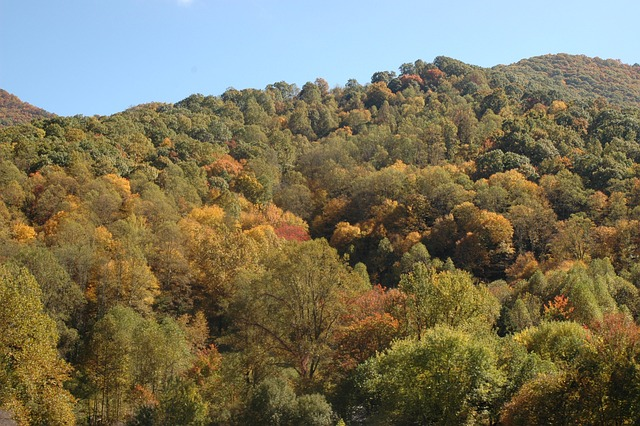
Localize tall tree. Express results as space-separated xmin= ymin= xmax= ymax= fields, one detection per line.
xmin=399 ymin=264 xmax=500 ymax=337
xmin=357 ymin=326 xmax=503 ymax=425
xmin=0 ymin=263 xmax=76 ymax=425
xmin=229 ymin=239 xmax=368 ymax=386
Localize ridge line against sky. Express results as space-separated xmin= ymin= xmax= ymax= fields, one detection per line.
xmin=1 ymin=0 xmax=639 ymax=117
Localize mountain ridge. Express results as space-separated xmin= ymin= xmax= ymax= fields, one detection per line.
xmin=492 ymin=53 xmax=640 ymax=107
xmin=0 ymin=89 xmax=53 ymax=126
xmin=2 ymin=53 xmax=639 ymax=123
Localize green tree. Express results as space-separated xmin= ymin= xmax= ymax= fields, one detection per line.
xmin=241 ymin=377 xmax=334 ymax=426
xmin=88 ymin=222 xmax=159 ymax=316
xmin=241 ymin=377 xmax=297 ymax=425
xmin=505 ymin=295 xmax=541 ymax=332
xmin=229 ymin=239 xmax=368 ymax=386
xmin=550 ymin=214 xmax=595 ymax=262
xmin=475 ymin=149 xmax=505 ymax=178
xmin=288 ymin=104 xmax=317 ymax=140
xmin=293 ymin=393 xmax=334 ymax=426
xmin=399 ymin=264 xmax=500 ymax=337
xmin=84 ymin=306 xmax=193 ymax=425
xmin=179 ymin=205 xmax=259 ymax=319
xmin=148 ymin=221 xmax=193 ymax=315
xmin=9 ymin=245 xmax=85 ymax=355
xmin=508 ymin=203 xmax=557 ymax=256
xmin=357 ymin=326 xmax=503 ymax=425
xmin=131 ymin=317 xmax=192 ymax=394
xmin=515 ymin=320 xmax=588 ymax=365
xmin=0 ymin=263 xmax=76 ymax=425
xmin=504 ymin=313 xmax=640 ymax=425
xmin=501 ymin=371 xmax=582 ymax=426
xmin=85 ymin=306 xmax=141 ymax=424
xmin=156 ymin=378 xmax=208 ymax=426
xmin=540 ymin=170 xmax=591 ymax=220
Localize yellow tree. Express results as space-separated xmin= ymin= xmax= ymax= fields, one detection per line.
xmin=433 ymin=202 xmax=515 ymax=278
xmin=179 ymin=205 xmax=264 ymax=318
xmin=0 ymin=264 xmax=76 ymax=425
xmin=229 ymin=239 xmax=368 ymax=387
xmin=399 ymin=264 xmax=500 ymax=338
xmin=550 ymin=214 xmax=595 ymax=262
xmin=87 ymin=219 xmax=159 ymax=316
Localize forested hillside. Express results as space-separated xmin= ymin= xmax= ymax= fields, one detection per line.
xmin=2 ymin=54 xmax=640 ymax=425
xmin=494 ymin=53 xmax=640 ymax=107
xmin=0 ymin=89 xmax=54 ymax=127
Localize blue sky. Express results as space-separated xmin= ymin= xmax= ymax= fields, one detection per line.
xmin=1 ymin=0 xmax=639 ymax=117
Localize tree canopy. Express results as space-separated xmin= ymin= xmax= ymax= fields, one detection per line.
xmin=2 ymin=53 xmax=640 ymax=424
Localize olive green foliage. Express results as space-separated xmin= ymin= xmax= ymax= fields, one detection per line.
xmin=2 ymin=54 xmax=640 ymax=425
xmin=399 ymin=264 xmax=500 ymax=336
xmin=0 ymin=264 xmax=76 ymax=425
xmin=228 ymin=239 xmax=368 ymax=385
xmin=492 ymin=53 xmax=640 ymax=107
xmin=240 ymin=377 xmax=334 ymax=426
xmin=358 ymin=327 xmax=503 ymax=425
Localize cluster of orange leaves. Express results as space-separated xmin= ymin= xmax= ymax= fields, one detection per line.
xmin=544 ymin=294 xmax=574 ymax=321
xmin=332 ymin=285 xmax=406 ymax=372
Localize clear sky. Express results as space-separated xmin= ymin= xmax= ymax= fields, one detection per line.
xmin=1 ymin=0 xmax=639 ymax=117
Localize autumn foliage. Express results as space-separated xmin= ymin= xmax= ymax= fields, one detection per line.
xmin=2 ymin=54 xmax=640 ymax=424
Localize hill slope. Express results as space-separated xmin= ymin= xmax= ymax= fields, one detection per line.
xmin=2 ymin=53 xmax=640 ymax=425
xmin=492 ymin=53 xmax=640 ymax=107
xmin=0 ymin=89 xmax=53 ymax=126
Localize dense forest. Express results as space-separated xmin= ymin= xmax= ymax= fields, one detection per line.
xmin=2 ymin=53 xmax=640 ymax=425
xmin=494 ymin=54 xmax=640 ymax=107
xmin=0 ymin=89 xmax=53 ymax=127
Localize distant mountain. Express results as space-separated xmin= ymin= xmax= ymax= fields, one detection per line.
xmin=0 ymin=89 xmax=53 ymax=126
xmin=492 ymin=53 xmax=640 ymax=107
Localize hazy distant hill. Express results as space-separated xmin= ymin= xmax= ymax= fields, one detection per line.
xmin=0 ymin=89 xmax=53 ymax=126
xmin=492 ymin=53 xmax=640 ymax=107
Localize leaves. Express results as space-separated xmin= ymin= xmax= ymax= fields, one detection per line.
xmin=2 ymin=54 xmax=640 ymax=425
xmin=228 ymin=239 xmax=368 ymax=384
xmin=358 ymin=326 xmax=503 ymax=425
xmin=399 ymin=264 xmax=501 ymax=336
xmin=0 ymin=264 xmax=75 ymax=425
